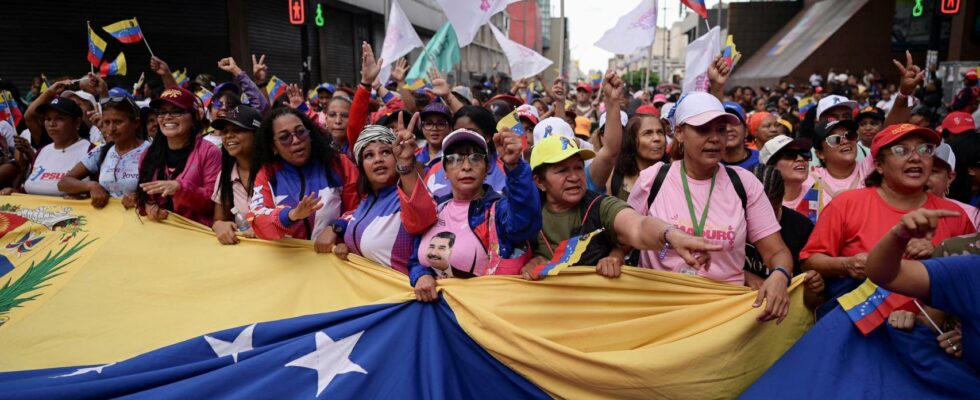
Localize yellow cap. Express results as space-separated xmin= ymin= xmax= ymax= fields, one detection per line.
xmin=776 ymin=118 xmax=794 ymax=134
xmin=574 ymin=116 xmax=591 ymax=138
xmin=530 ymin=135 xmax=597 ymax=170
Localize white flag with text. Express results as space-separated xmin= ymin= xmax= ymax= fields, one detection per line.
xmin=683 ymin=26 xmax=720 ymax=94
xmin=594 ymin=0 xmax=658 ymax=55
xmin=489 ymin=24 xmax=552 ymax=81
xmin=378 ymin=0 xmax=424 ymax=84
xmin=434 ymin=0 xmax=512 ymax=47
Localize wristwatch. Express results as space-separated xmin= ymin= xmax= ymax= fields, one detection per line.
xmin=396 ymin=162 xmax=415 ymax=175
xmin=331 ymin=223 xmax=346 ymax=236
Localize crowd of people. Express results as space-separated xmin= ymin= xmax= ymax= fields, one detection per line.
xmin=1 ymin=42 xmax=978 ymax=370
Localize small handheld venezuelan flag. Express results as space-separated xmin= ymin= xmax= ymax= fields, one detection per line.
xmin=196 ymin=88 xmax=214 ymax=108
xmin=265 ymin=76 xmax=287 ymax=102
xmin=838 ymin=280 xmax=917 ymax=336
xmin=172 ymin=68 xmax=189 ymax=88
xmin=98 ymin=53 xmax=127 ymax=77
xmin=102 ymin=18 xmax=145 ymax=44
xmin=87 ymin=22 xmax=107 ymax=67
xmin=532 ymin=228 xmax=604 ymax=277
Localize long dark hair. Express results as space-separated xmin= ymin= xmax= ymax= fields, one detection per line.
xmin=452 ymin=106 xmax=497 ymax=153
xmin=249 ymin=107 xmax=344 ymax=192
xmin=136 ymin=108 xmax=205 ymax=208
xmin=616 ymin=114 xmax=668 ymax=177
xmin=94 ymin=101 xmax=144 ymax=176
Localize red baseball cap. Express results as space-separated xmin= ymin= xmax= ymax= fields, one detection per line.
xmin=635 ymin=104 xmax=660 ymax=117
xmin=965 ymin=68 xmax=978 ymax=81
xmin=871 ymin=123 xmax=941 ymax=157
xmin=575 ymin=83 xmax=593 ymax=94
xmin=150 ymin=87 xmax=197 ymax=111
xmin=940 ymin=111 xmax=976 ymax=135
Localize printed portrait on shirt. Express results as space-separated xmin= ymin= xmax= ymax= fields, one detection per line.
xmin=426 ymin=231 xmax=455 ymax=278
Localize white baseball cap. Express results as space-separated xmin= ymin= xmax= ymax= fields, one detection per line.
xmin=816 ymin=95 xmax=858 ymax=120
xmin=442 ymin=128 xmax=488 ymax=154
xmin=934 ymin=142 xmax=956 ymax=170
xmin=61 ymin=90 xmax=99 ymax=112
xmin=670 ymin=92 xmax=740 ymax=128
xmin=598 ymin=110 xmax=628 ymax=129
xmin=759 ymin=134 xmax=812 ymax=165
xmin=532 ymin=117 xmax=576 ymax=145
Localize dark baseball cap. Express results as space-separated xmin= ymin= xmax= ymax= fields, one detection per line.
xmin=376 ymin=109 xmax=413 ymax=128
xmin=854 ymin=105 xmax=884 ymax=121
xmin=37 ymin=97 xmax=82 ymax=118
xmin=420 ymin=102 xmax=452 ymax=120
xmin=813 ymin=119 xmax=858 ymax=149
xmin=211 ymin=105 xmax=262 ymax=131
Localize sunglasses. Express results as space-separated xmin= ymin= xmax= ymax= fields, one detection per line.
xmin=887 ymin=143 xmax=936 ymax=159
xmin=824 ymin=131 xmax=858 ymax=147
xmin=99 ymin=96 xmax=140 ymax=115
xmin=444 ymin=153 xmax=487 ymax=167
xmin=777 ymin=149 xmax=812 ymax=161
xmin=275 ymin=128 xmax=311 ymax=146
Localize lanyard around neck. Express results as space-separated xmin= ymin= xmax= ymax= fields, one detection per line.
xmin=680 ymin=160 xmax=716 ymax=237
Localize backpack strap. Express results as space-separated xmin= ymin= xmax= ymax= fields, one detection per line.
xmin=645 ymin=162 xmax=672 ymax=209
xmin=610 ymin=169 xmax=624 ymax=199
xmin=724 ymin=166 xmax=748 ymax=211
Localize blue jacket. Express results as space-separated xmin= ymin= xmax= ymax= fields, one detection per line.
xmin=408 ymin=159 xmax=541 ymax=285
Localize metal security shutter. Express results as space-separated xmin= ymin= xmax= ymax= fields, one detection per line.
xmin=0 ymin=0 xmax=228 ymax=93
xmin=245 ymin=0 xmax=320 ymax=88
xmin=321 ymin=6 xmax=356 ymax=85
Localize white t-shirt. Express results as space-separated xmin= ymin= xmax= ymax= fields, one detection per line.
xmin=88 ymin=126 xmax=105 ymax=147
xmin=81 ymin=141 xmax=150 ymax=198
xmin=203 ymin=133 xmax=223 ymax=148
xmin=0 ymin=121 xmax=15 ymax=149
xmin=24 ymin=140 xmax=92 ymax=196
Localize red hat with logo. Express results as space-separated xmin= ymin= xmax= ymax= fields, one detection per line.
xmin=964 ymin=68 xmax=978 ymax=82
xmin=150 ymin=87 xmax=197 ymax=111
xmin=940 ymin=111 xmax=976 ymax=135
xmin=871 ymin=123 xmax=941 ymax=157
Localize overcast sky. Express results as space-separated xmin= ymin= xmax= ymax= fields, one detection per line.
xmin=561 ymin=0 xmax=729 ymax=72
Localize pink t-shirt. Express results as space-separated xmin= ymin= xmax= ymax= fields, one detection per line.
xmin=628 ymin=161 xmax=781 ymax=284
xmin=950 ymin=198 xmax=980 ymax=230
xmin=809 ymin=157 xmax=875 ymax=218
xmin=417 ymin=199 xmax=489 ymax=278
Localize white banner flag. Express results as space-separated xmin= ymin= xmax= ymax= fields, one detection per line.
xmin=378 ymin=0 xmax=424 ymax=84
xmin=683 ymin=26 xmax=720 ymax=94
xmin=489 ymin=24 xmax=552 ymax=81
xmin=434 ymin=0 xmax=512 ymax=47
xmin=594 ymin=0 xmax=658 ymax=55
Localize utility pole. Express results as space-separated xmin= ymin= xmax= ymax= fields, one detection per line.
xmin=558 ymin=0 xmax=565 ymax=79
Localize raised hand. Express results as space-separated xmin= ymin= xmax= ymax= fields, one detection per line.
xmin=47 ymin=79 xmax=72 ymax=95
xmin=149 ymin=56 xmax=172 ymax=77
xmin=217 ymin=57 xmax=243 ymax=76
xmin=288 ymin=192 xmax=323 ymax=222
xmin=708 ymin=55 xmax=732 ymax=89
xmin=492 ymin=127 xmax=523 ymax=170
xmin=251 ymin=54 xmax=268 ymax=84
xmin=286 ymin=83 xmax=304 ymax=109
xmin=426 ymin=68 xmax=451 ymax=98
xmin=82 ymin=72 xmax=107 ymax=96
xmin=393 ymin=112 xmax=419 ymax=167
xmin=390 ymin=58 xmax=410 ymax=84
xmin=602 ymin=70 xmax=625 ymax=103
xmin=549 ymin=77 xmax=567 ymax=102
xmin=360 ymin=41 xmax=383 ymax=86
xmin=893 ymin=50 xmax=924 ymax=96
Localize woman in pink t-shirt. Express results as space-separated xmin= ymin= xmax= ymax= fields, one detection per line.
xmin=809 ymin=119 xmax=874 ymax=219
xmin=628 ymin=92 xmax=793 ymax=323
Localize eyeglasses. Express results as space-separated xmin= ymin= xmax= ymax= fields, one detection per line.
xmin=887 ymin=143 xmax=936 ymax=159
xmin=444 ymin=153 xmax=487 ymax=167
xmin=824 ymin=131 xmax=858 ymax=147
xmin=422 ymin=120 xmax=449 ymax=129
xmin=778 ymin=150 xmax=811 ymax=161
xmin=100 ymin=96 xmax=140 ymax=115
xmin=275 ymin=128 xmax=311 ymax=146
xmin=211 ymin=98 xmax=240 ymax=110
xmin=156 ymin=109 xmax=190 ymax=119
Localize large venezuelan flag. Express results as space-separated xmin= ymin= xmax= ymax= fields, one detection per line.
xmin=0 ymin=196 xmax=814 ymax=399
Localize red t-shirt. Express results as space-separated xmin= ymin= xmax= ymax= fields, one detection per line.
xmin=800 ymin=188 xmax=977 ymax=261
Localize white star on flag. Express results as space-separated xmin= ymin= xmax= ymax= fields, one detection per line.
xmin=204 ymin=323 xmax=256 ymax=363
xmin=286 ymin=331 xmax=367 ymax=397
xmin=52 ymin=362 xmax=117 ymax=378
